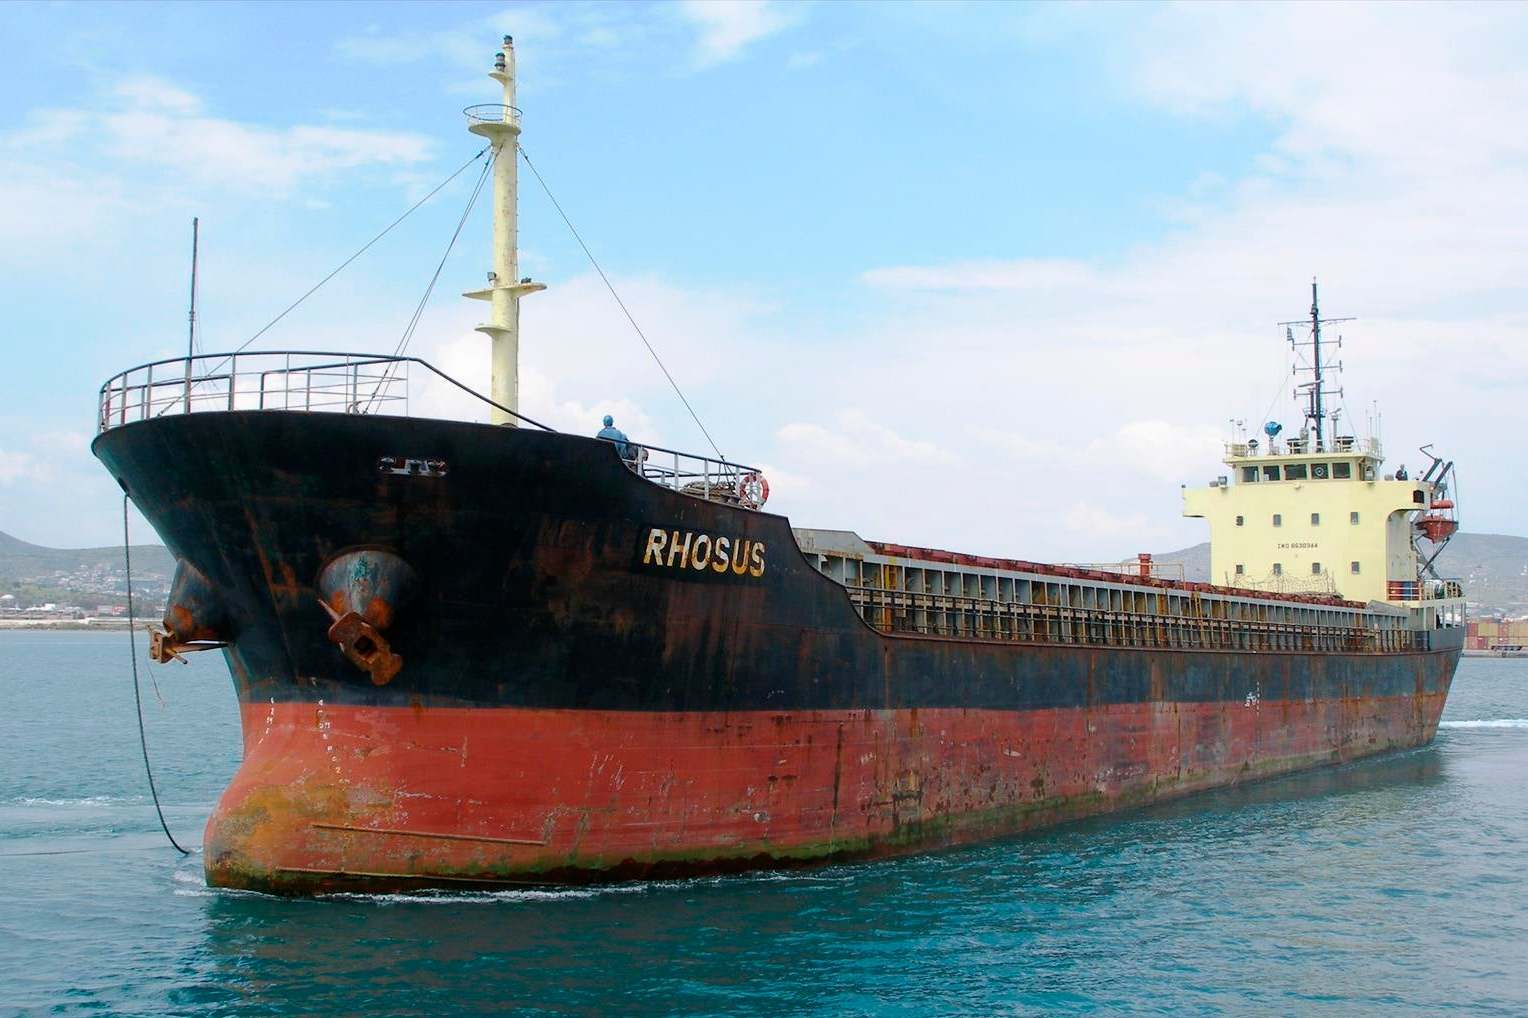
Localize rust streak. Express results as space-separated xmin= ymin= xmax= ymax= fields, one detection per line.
xmin=310 ymin=822 xmax=546 ymax=846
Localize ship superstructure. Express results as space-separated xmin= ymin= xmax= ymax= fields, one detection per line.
xmin=1184 ymin=285 xmax=1463 ymax=619
xmin=90 ymin=38 xmax=1464 ymax=895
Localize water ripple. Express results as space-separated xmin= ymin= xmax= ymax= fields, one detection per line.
xmin=3 ymin=637 xmax=1527 ymax=1015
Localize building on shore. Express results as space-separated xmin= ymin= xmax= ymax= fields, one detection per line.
xmin=1467 ymin=618 xmax=1528 ymax=651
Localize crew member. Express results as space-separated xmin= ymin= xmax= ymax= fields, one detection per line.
xmin=596 ymin=415 xmax=637 ymax=463
xmin=1396 ymin=463 xmax=1409 ymax=480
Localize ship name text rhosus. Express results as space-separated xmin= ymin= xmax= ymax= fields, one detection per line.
xmin=642 ymin=527 xmax=765 ymax=577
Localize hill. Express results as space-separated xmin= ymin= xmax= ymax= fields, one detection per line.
xmin=1155 ymin=532 xmax=1528 ymax=616
xmin=0 ymin=528 xmax=176 ymax=609
xmin=0 ymin=529 xmax=175 ymax=580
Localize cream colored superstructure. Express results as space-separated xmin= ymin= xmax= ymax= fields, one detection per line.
xmin=465 ymin=36 xmax=545 ymax=426
xmin=1183 ymin=438 xmax=1439 ymax=603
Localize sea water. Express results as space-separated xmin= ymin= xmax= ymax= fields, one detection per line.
xmin=1 ymin=631 xmax=1525 ymax=1015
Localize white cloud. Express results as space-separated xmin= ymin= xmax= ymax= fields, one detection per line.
xmin=0 ymin=432 xmax=110 ymax=548
xmin=750 ymin=461 xmax=811 ymax=499
xmin=777 ymin=410 xmax=952 ymax=468
xmin=338 ymin=9 xmax=566 ymax=68
xmin=334 ymin=3 xmax=796 ymax=87
xmin=93 ymin=111 xmax=431 ymax=193
xmin=406 ymin=270 xmax=772 ymax=450
xmin=1061 ymin=502 xmax=1165 ymax=544
xmin=973 ymin=430 xmax=1070 ymax=462
xmin=336 ymin=5 xmax=652 ymax=93
xmin=1130 ymin=4 xmax=1528 ymax=176
xmin=0 ymin=74 xmax=434 ymax=271
xmin=0 ymin=160 xmax=131 ymax=254
xmin=114 ymin=75 xmax=203 ymax=115
xmin=1091 ymin=421 xmax=1225 ymax=484
xmin=834 ymin=5 xmax=1528 ymax=553
xmin=861 ymin=258 xmax=1100 ymax=293
xmin=29 ymin=431 xmax=90 ymax=456
xmin=972 ymin=421 xmax=1223 ymax=485
xmin=678 ymin=0 xmax=797 ymax=68
xmin=0 ymin=449 xmax=38 ymax=485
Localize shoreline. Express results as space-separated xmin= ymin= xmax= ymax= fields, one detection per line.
xmin=0 ymin=620 xmax=136 ymax=631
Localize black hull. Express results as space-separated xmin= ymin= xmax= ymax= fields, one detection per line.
xmin=94 ymin=412 xmax=1459 ymax=715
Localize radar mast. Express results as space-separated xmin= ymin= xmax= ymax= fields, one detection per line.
xmin=464 ymin=36 xmax=546 ymax=426
xmin=1281 ymin=279 xmax=1353 ymax=452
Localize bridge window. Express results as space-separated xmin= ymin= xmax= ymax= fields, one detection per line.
xmin=1235 ymin=515 xmax=1244 ymax=527
xmin=1413 ymin=490 xmax=1425 ymax=504
xmin=1350 ymin=511 xmax=1360 ymax=525
xmin=1273 ymin=513 xmax=1282 ymax=527
xmin=1263 ymin=465 xmax=1280 ymax=481
xmin=1311 ymin=463 xmax=1330 ymax=479
xmin=1311 ymin=512 xmax=1320 ymax=525
xmin=1312 ymin=562 xmax=1323 ymax=575
xmin=1284 ymin=464 xmax=1308 ymax=480
xmin=1351 ymin=561 xmax=1361 ymax=574
xmin=1273 ymin=563 xmax=1283 ymax=576
xmin=1333 ymin=462 xmax=1352 ymax=479
xmin=1242 ymin=467 xmax=1258 ymax=483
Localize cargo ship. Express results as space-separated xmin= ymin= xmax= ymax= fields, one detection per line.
xmin=92 ymin=38 xmax=1465 ymax=895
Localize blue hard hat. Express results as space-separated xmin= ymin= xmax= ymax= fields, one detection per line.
xmin=603 ymin=415 xmax=614 ymax=427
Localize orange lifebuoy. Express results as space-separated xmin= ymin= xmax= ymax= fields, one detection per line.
xmin=739 ymin=471 xmax=769 ymax=509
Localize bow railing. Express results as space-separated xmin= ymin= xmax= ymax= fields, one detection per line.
xmin=96 ymin=350 xmax=770 ymax=509
xmin=96 ymin=351 xmax=552 ymax=434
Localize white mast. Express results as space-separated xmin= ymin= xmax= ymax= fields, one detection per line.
xmin=466 ymin=35 xmax=544 ymax=426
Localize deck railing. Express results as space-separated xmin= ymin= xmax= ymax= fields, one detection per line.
xmin=97 ymin=350 xmax=765 ymax=508
xmin=602 ymin=439 xmax=762 ymax=507
xmin=847 ymin=587 xmax=1429 ymax=654
xmin=1055 ymin=560 xmax=1186 ymax=583
xmin=97 ymin=351 xmax=426 ymax=431
xmin=1224 ymin=436 xmax=1383 ymax=459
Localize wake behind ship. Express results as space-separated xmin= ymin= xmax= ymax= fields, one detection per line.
xmin=93 ymin=37 xmax=1465 ymax=895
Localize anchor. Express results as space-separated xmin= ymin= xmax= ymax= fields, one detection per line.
xmin=315 ymin=548 xmax=415 ymax=686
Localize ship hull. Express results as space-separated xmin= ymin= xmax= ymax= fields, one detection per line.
xmin=211 ymin=691 xmax=1450 ymax=894
xmin=92 ymin=412 xmax=1461 ymax=894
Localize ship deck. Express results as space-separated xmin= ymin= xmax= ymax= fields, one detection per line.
xmin=793 ymin=528 xmax=1461 ymax=656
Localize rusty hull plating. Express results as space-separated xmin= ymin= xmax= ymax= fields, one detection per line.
xmin=150 ymin=559 xmax=229 ymax=663
xmin=93 ymin=411 xmax=1461 ymax=895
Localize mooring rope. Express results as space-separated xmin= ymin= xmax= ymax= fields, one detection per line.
xmin=122 ymin=495 xmax=191 ymax=856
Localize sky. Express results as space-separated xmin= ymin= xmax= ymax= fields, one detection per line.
xmin=1 ymin=1 xmax=1525 ymax=560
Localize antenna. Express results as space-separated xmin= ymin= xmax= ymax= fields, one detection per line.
xmin=187 ymin=216 xmax=199 ymax=359
xmin=1280 ymin=277 xmax=1354 ymax=452
xmin=183 ymin=216 xmax=200 ymax=402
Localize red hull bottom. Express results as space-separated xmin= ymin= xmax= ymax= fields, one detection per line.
xmin=206 ymin=693 xmax=1447 ymax=894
